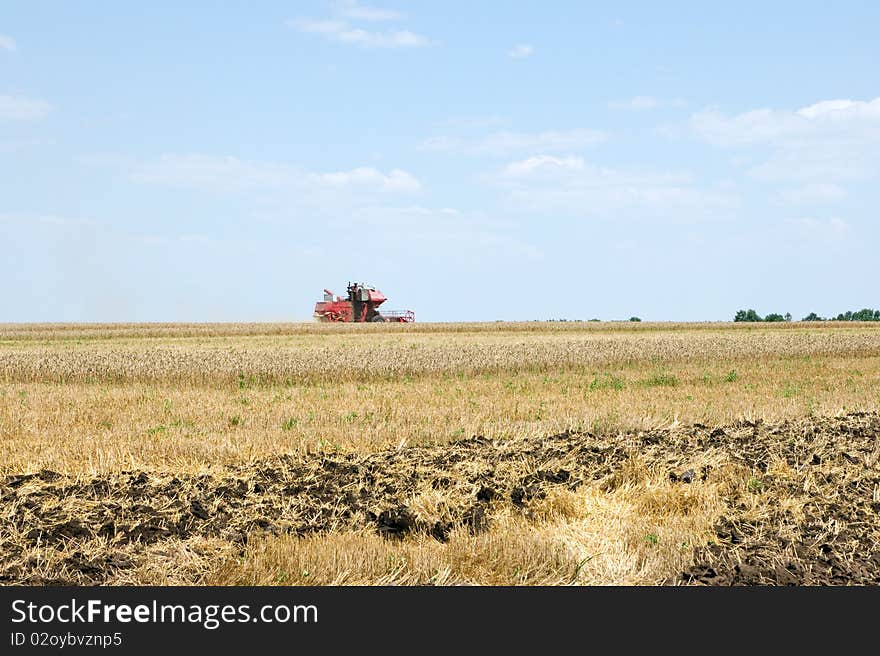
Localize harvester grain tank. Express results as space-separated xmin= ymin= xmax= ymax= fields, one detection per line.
xmin=313 ymin=282 xmax=415 ymax=323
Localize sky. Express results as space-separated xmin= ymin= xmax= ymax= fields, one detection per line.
xmin=1 ymin=1 xmax=878 ymax=322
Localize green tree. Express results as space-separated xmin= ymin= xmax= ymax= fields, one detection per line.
xmin=734 ymin=309 xmax=763 ymax=322
xmin=851 ymin=308 xmax=880 ymax=321
xmin=802 ymin=312 xmax=824 ymax=321
xmin=764 ymin=313 xmax=786 ymax=322
xmin=629 ymin=317 xmax=642 ymax=322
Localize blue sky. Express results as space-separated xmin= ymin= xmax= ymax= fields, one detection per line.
xmin=2 ymin=1 xmax=878 ymax=322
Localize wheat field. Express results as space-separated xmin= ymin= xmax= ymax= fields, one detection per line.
xmin=1 ymin=321 xmax=879 ymax=585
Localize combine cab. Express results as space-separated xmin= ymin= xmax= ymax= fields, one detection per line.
xmin=314 ymin=282 xmax=415 ymax=323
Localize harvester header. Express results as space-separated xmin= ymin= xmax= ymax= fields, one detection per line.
xmin=314 ymin=282 xmax=415 ymax=323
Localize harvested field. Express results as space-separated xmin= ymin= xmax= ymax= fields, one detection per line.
xmin=2 ymin=412 xmax=878 ymax=585
xmin=1 ymin=322 xmax=878 ymax=585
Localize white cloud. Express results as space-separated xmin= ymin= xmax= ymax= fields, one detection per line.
xmin=609 ymin=96 xmax=659 ymax=111
xmin=692 ymin=108 xmax=800 ymax=147
xmin=796 ymin=99 xmax=873 ymax=119
xmin=290 ymin=17 xmax=430 ymax=48
xmin=494 ymin=155 xmax=692 ymax=187
xmin=498 ymin=155 xmax=585 ymax=178
xmin=773 ymin=184 xmax=847 ymax=206
xmin=0 ymin=35 xmax=15 ymax=51
xmin=130 ymin=153 xmax=421 ymax=194
xmin=336 ymin=1 xmax=402 ymax=21
xmin=691 ymin=97 xmax=880 ymax=185
xmin=507 ymin=44 xmax=535 ymax=59
xmin=0 ymin=94 xmax=52 ymax=121
xmin=420 ymin=128 xmax=606 ymax=155
xmin=310 ymin=167 xmax=421 ymax=192
xmin=691 ymin=97 xmax=880 ymax=147
xmin=487 ymin=155 xmax=737 ymax=220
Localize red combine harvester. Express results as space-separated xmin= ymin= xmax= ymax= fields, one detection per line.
xmin=313 ymin=282 xmax=415 ymax=323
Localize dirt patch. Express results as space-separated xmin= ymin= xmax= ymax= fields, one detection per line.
xmin=1 ymin=412 xmax=878 ymax=585
xmin=679 ymin=413 xmax=880 ymax=585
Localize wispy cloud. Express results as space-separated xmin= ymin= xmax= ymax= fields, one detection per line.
xmin=497 ymin=155 xmax=586 ymax=178
xmin=0 ymin=212 xmax=95 ymax=228
xmin=290 ymin=4 xmax=430 ymax=48
xmin=691 ymin=97 xmax=880 ymax=184
xmin=310 ymin=166 xmax=421 ymax=192
xmin=130 ymin=153 xmax=421 ymax=194
xmin=290 ymin=18 xmax=429 ymax=48
xmin=493 ymin=155 xmax=692 ymax=186
xmin=691 ymin=97 xmax=880 ymax=147
xmin=130 ymin=154 xmax=297 ymax=191
xmin=336 ymin=1 xmax=402 ymax=22
xmin=0 ymin=94 xmax=52 ymax=121
xmin=420 ymin=128 xmax=606 ymax=155
xmin=610 ymin=96 xmax=658 ymax=110
xmin=772 ymin=184 xmax=847 ymax=206
xmin=0 ymin=35 xmax=15 ymax=51
xmin=506 ymin=44 xmax=535 ymax=59
xmin=609 ymin=96 xmax=686 ymax=111
xmin=486 ymin=155 xmax=738 ymax=220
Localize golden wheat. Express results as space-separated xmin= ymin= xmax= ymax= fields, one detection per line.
xmin=1 ymin=323 xmax=878 ymax=476
xmin=2 ymin=324 xmax=879 ymax=386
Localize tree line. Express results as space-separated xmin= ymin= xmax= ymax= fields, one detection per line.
xmin=734 ymin=308 xmax=880 ymax=322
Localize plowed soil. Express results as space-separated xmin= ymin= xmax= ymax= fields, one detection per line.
xmin=2 ymin=412 xmax=878 ymax=585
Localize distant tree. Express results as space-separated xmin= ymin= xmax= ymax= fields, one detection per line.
xmin=828 ymin=308 xmax=880 ymax=321
xmin=629 ymin=317 xmax=642 ymax=322
xmin=851 ymin=308 xmax=880 ymax=321
xmin=736 ymin=308 xmax=878 ymax=322
xmin=734 ymin=309 xmax=763 ymax=322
